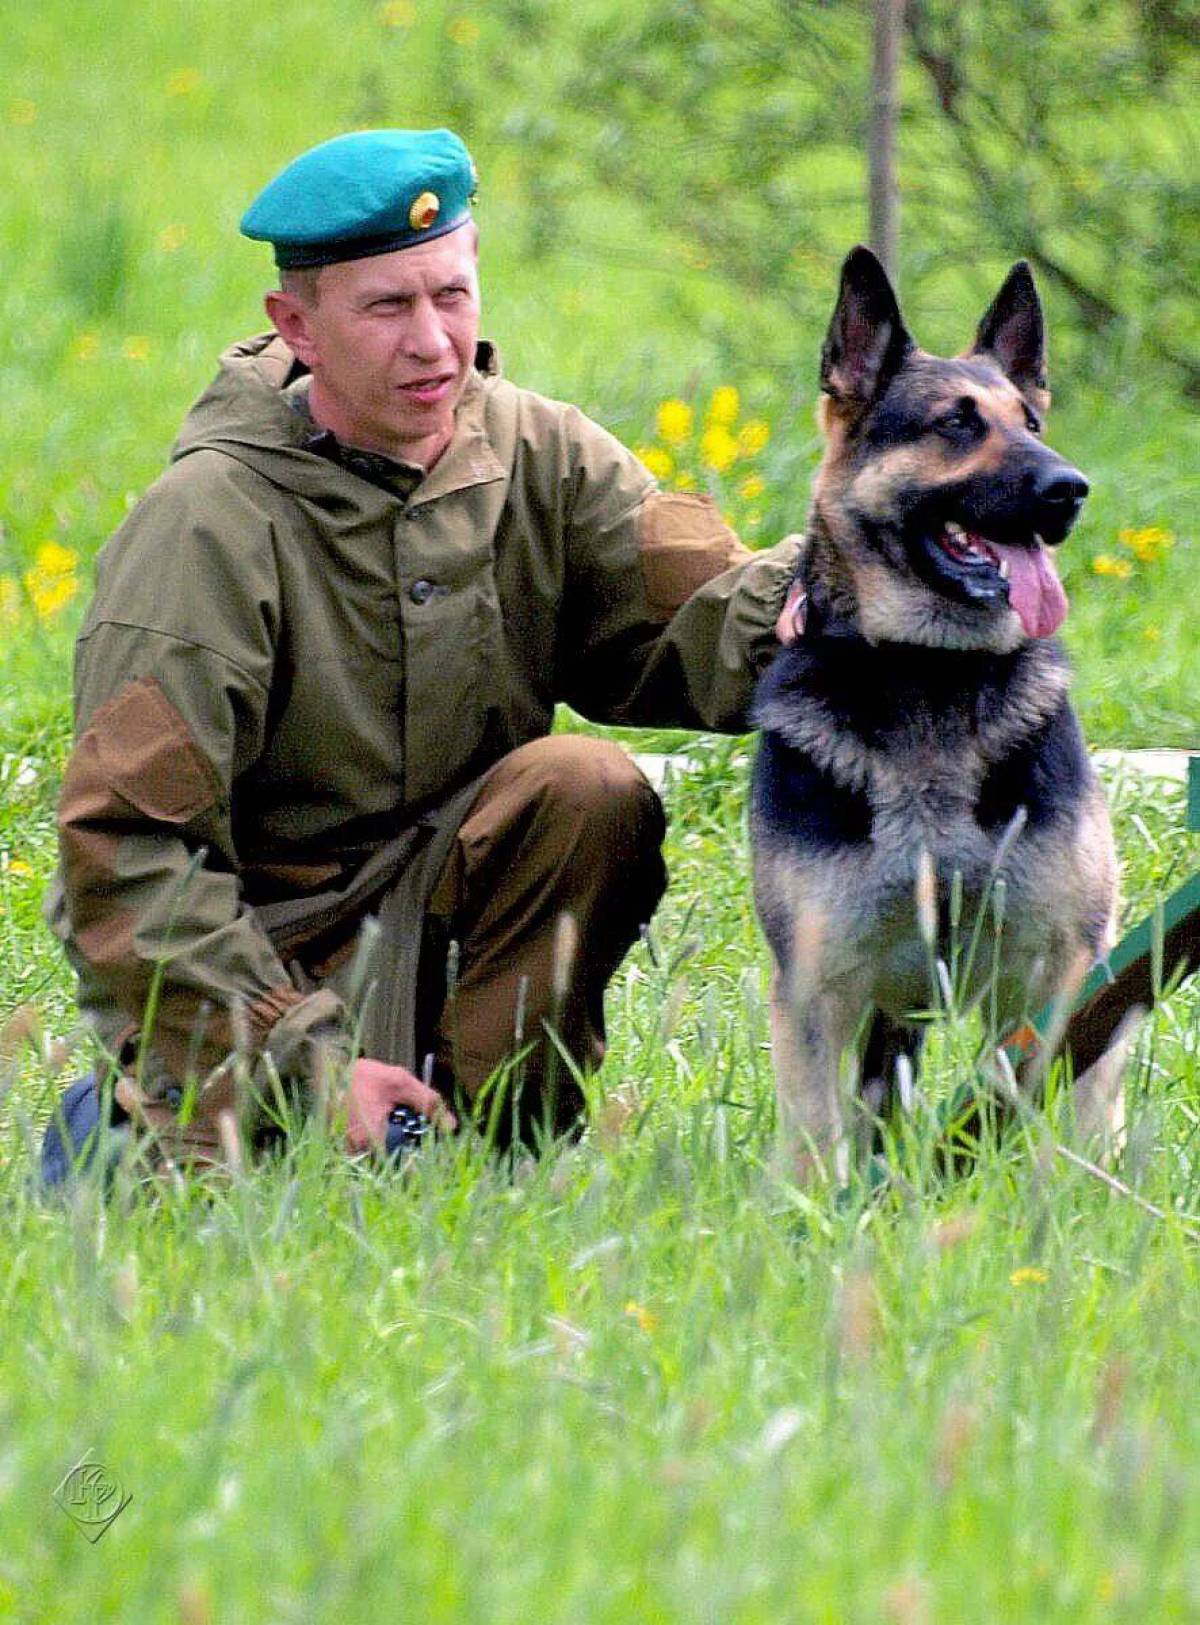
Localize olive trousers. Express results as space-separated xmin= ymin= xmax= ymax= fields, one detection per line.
xmin=420 ymin=735 xmax=668 ymax=1142
xmin=111 ymin=735 xmax=667 ymax=1166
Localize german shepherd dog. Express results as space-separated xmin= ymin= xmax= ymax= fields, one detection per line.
xmin=751 ymin=247 xmax=1117 ymax=1181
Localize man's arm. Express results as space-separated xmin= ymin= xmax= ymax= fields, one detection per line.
xmin=553 ymin=409 xmax=802 ymax=731
xmin=50 ymin=465 xmax=349 ymax=1115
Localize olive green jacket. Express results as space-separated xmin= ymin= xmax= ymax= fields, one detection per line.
xmin=45 ymin=334 xmax=799 ymax=1101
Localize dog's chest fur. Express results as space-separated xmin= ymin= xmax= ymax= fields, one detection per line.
xmin=751 ymin=634 xmax=1091 ymax=1008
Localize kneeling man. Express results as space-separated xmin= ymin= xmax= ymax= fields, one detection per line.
xmin=43 ymin=128 xmax=799 ymax=1175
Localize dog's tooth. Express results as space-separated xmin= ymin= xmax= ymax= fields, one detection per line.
xmin=945 ymin=521 xmax=964 ymax=539
xmin=998 ymin=557 xmax=1011 ymax=581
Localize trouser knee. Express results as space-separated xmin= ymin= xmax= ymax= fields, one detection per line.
xmin=423 ymin=735 xmax=668 ymax=1142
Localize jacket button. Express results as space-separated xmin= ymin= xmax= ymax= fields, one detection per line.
xmin=410 ymin=579 xmax=436 ymax=605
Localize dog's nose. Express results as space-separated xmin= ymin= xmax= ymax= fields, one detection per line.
xmin=1035 ymin=467 xmax=1089 ymax=511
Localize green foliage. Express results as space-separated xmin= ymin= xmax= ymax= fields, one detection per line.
xmin=482 ymin=0 xmax=1198 ymax=391
xmin=57 ymin=196 xmax=134 ymax=321
xmin=1 ymin=2 xmax=1197 ymax=1615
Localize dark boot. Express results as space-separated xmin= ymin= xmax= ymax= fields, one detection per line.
xmin=39 ymin=1073 xmax=131 ymax=1190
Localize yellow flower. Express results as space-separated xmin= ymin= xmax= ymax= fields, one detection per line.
xmin=4 ymin=858 xmax=33 ymax=878
xmin=377 ymin=0 xmax=416 ymax=23
xmin=706 ymin=385 xmax=740 ymax=427
xmin=123 ymin=335 xmax=151 ymax=362
xmin=700 ymin=424 xmax=738 ymax=473
xmin=1092 ymin=554 xmax=1132 ymax=580
xmin=673 ymin=472 xmax=697 ymax=491
xmin=35 ymin=541 xmax=77 ymax=575
xmin=624 ymin=1301 xmax=657 ymax=1333
xmin=166 ymin=68 xmax=202 ymax=97
xmin=158 ymin=223 xmax=188 ymax=252
xmin=0 ymin=577 xmax=21 ymax=627
xmin=635 ymin=445 xmax=674 ymax=481
xmin=737 ymin=419 xmax=770 ymax=457
xmin=656 ymin=398 xmax=693 ymax=447
xmin=8 ymin=99 xmax=37 ymax=126
xmin=1143 ymin=625 xmax=1160 ymax=643
xmin=1009 ymin=1266 xmax=1049 ymax=1287
xmin=24 ymin=542 xmax=79 ymax=620
xmin=70 ymin=332 xmax=100 ymax=362
xmin=1118 ymin=525 xmax=1175 ymax=564
xmin=738 ymin=473 xmax=765 ymax=502
xmin=447 ymin=15 xmax=480 ymax=43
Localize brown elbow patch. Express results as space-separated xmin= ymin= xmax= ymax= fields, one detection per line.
xmin=72 ymin=675 xmax=222 ymax=826
xmin=638 ymin=491 xmax=752 ymax=621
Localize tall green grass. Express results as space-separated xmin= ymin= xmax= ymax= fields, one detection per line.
xmin=2 ymin=746 xmax=1198 ymax=1621
xmin=2 ymin=2 xmax=1197 ymax=1617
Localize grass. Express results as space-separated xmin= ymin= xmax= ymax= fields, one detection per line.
xmin=2 ymin=736 xmax=1198 ymax=1621
xmin=2 ymin=1 xmax=1198 ymax=1618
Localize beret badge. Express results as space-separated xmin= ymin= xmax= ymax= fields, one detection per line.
xmin=409 ymin=191 xmax=441 ymax=231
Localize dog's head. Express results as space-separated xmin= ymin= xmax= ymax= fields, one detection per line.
xmin=810 ymin=246 xmax=1087 ymax=650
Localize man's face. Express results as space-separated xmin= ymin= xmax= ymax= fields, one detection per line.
xmin=267 ymin=224 xmax=481 ymax=464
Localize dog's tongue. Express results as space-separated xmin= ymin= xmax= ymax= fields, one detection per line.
xmin=987 ymin=538 xmax=1069 ymax=638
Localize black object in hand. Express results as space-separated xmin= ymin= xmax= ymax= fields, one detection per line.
xmin=384 ymin=1103 xmax=431 ymax=1158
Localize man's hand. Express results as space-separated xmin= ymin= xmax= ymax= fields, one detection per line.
xmin=775 ymin=580 xmax=807 ymax=645
xmin=343 ymin=1057 xmax=457 ymax=1154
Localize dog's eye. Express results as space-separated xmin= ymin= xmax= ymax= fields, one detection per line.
xmin=932 ymin=399 xmax=982 ymax=439
xmin=1023 ymin=405 xmax=1043 ymax=435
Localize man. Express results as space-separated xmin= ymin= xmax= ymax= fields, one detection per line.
xmin=40 ymin=128 xmax=800 ymax=1180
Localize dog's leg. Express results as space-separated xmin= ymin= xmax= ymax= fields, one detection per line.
xmin=769 ymin=968 xmax=857 ymax=1186
xmin=858 ymin=1011 xmax=925 ymax=1147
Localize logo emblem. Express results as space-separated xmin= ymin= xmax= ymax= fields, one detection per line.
xmin=409 ymin=191 xmax=440 ymax=231
xmin=54 ymin=1450 xmax=132 ymax=1544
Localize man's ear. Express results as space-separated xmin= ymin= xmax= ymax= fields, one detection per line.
xmin=264 ymin=290 xmax=319 ymax=368
xmin=820 ymin=246 xmax=912 ymax=416
xmin=969 ymin=261 xmax=1049 ymax=408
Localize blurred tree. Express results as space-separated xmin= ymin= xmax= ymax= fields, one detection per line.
xmin=905 ymin=0 xmax=1198 ymax=395
xmin=869 ymin=0 xmax=904 ymax=281
xmin=480 ymin=0 xmax=1197 ymax=391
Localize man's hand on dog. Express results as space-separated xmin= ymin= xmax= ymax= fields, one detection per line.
xmin=343 ymin=1057 xmax=456 ymax=1153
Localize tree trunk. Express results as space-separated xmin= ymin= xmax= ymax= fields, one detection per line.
xmin=869 ymin=0 xmax=904 ymax=280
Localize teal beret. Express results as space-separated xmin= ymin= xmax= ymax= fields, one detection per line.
xmin=240 ymin=128 xmax=477 ymax=269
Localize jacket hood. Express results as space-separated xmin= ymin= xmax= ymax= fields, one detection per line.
xmin=171 ymin=333 xmax=502 ymax=500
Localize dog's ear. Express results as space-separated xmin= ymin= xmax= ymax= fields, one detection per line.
xmin=820 ymin=246 xmax=912 ymax=416
xmin=971 ymin=261 xmax=1049 ymax=409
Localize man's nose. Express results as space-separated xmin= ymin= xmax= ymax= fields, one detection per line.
xmin=402 ymin=297 xmax=452 ymax=360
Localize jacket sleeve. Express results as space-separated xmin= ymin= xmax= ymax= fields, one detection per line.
xmin=51 ymin=462 xmax=349 ymax=1106
xmin=555 ymin=410 xmax=802 ymax=730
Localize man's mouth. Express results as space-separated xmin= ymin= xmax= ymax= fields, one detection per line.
xmin=397 ymin=374 xmax=456 ymax=405
xmin=914 ymin=521 xmax=1070 ymax=639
